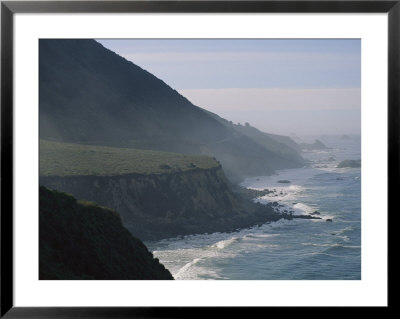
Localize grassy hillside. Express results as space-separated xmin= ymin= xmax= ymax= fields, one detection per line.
xmin=40 ymin=139 xmax=219 ymax=177
xmin=39 ymin=186 xmax=173 ymax=279
xmin=39 ymin=39 xmax=305 ymax=182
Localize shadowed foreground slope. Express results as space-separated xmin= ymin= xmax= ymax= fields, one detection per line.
xmin=39 ymin=186 xmax=173 ymax=280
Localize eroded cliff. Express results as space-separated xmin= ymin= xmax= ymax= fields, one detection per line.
xmin=40 ymin=165 xmax=280 ymax=241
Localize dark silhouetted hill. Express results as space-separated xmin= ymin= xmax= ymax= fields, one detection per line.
xmin=39 ymin=186 xmax=173 ymax=279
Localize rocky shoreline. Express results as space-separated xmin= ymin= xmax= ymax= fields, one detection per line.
xmin=234 ymin=185 xmax=330 ymax=224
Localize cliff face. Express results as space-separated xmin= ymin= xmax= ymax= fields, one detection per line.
xmin=40 ymin=166 xmax=278 ymax=241
xmin=39 ymin=186 xmax=173 ymax=280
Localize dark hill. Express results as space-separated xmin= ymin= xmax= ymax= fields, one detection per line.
xmin=40 ymin=39 xmax=304 ymax=182
xmin=40 ymin=39 xmax=228 ymax=149
xmin=39 ymin=186 xmax=173 ymax=279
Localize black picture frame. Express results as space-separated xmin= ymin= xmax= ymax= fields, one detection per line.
xmin=1 ymin=0 xmax=396 ymax=317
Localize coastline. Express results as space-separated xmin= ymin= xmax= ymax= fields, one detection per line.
xmin=147 ymin=141 xmax=361 ymax=280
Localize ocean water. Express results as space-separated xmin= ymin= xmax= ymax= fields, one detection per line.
xmin=146 ymin=135 xmax=361 ymax=280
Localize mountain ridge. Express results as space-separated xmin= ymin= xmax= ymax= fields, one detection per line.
xmin=40 ymin=39 xmax=305 ymax=182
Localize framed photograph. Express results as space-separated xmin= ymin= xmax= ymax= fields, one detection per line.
xmin=1 ymin=0 xmax=396 ymax=316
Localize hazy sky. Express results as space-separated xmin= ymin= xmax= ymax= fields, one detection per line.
xmin=97 ymin=39 xmax=361 ymax=136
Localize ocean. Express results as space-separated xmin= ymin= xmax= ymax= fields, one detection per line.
xmin=146 ymin=135 xmax=361 ymax=280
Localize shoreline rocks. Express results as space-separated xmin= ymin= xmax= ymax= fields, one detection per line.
xmin=299 ymin=139 xmax=329 ymax=151
xmin=337 ymin=159 xmax=361 ymax=168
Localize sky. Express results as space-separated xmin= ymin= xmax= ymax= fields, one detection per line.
xmin=97 ymin=39 xmax=361 ymax=136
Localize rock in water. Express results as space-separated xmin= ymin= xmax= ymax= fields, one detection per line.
xmin=299 ymin=139 xmax=329 ymax=151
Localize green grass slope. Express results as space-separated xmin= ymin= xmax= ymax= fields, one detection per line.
xmin=39 ymin=186 xmax=173 ymax=279
xmin=40 ymin=139 xmax=219 ymax=177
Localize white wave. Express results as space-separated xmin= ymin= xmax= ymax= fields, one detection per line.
xmin=335 ymin=235 xmax=350 ymax=242
xmin=292 ymin=202 xmax=315 ymax=215
xmin=174 ymin=258 xmax=203 ymax=279
xmin=301 ymin=242 xmax=357 ymax=248
xmin=171 ymin=236 xmax=244 ymax=279
xmin=152 ymin=220 xmax=296 ymax=279
xmin=243 ymin=233 xmax=280 ymax=239
xmin=211 ymin=237 xmax=239 ymax=249
xmin=312 ymin=164 xmax=340 ymax=172
xmin=301 ymin=252 xmax=350 ymax=258
xmin=288 ymin=184 xmax=304 ymax=192
xmin=335 ymin=226 xmax=354 ymax=235
xmin=304 ymin=150 xmax=331 ymax=154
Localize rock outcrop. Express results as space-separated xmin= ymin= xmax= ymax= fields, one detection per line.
xmin=299 ymin=139 xmax=329 ymax=151
xmin=337 ymin=159 xmax=361 ymax=168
